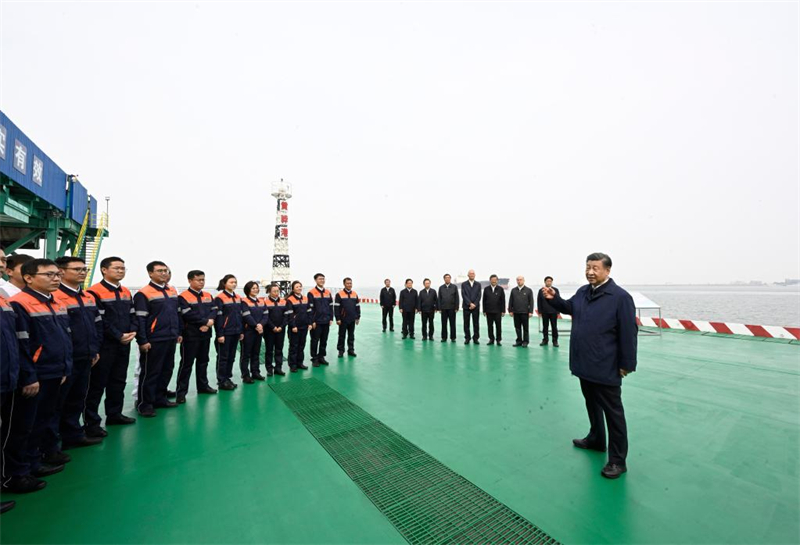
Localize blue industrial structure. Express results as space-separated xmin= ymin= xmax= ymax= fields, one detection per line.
xmin=0 ymin=110 xmax=108 ymax=283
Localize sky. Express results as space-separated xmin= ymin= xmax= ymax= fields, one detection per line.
xmin=1 ymin=1 xmax=798 ymax=288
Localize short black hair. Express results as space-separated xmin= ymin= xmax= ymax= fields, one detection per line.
xmin=21 ymin=258 xmax=57 ymax=277
xmin=267 ymin=283 xmax=280 ymax=293
xmin=343 ymin=277 xmax=352 ymax=284
xmin=187 ymin=270 xmax=205 ymax=280
xmin=423 ymin=278 xmax=431 ymax=283
xmin=443 ymin=273 xmax=451 ymax=279
xmin=147 ymin=261 xmax=167 ymax=273
xmin=544 ymin=276 xmax=553 ymax=282
xmin=7 ymin=254 xmax=33 ymax=271
xmin=405 ymin=278 xmax=413 ymax=284
xmin=100 ymin=256 xmax=124 ymax=270
xmin=384 ymin=278 xmax=390 ymax=282
xmin=217 ymin=274 xmax=237 ymax=291
xmin=243 ymin=281 xmax=259 ymax=296
xmin=314 ymin=273 xmax=325 ymax=280
xmin=586 ymin=252 xmax=612 ymax=268
xmin=489 ymin=274 xmax=498 ymax=280
xmin=55 ymin=256 xmax=85 ymax=268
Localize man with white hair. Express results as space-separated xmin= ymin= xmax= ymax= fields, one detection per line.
xmin=460 ymin=269 xmax=481 ymax=344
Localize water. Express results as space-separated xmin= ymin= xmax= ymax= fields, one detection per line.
xmin=357 ymin=284 xmax=800 ymax=327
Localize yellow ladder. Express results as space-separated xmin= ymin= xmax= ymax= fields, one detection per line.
xmin=83 ymin=212 xmax=108 ymax=289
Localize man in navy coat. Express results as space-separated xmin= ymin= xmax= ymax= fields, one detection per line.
xmin=461 ymin=269 xmax=481 ymax=344
xmin=542 ymin=252 xmax=638 ymax=479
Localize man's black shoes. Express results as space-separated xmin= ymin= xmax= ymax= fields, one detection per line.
xmin=42 ymin=451 xmax=71 ymax=465
xmin=218 ymin=382 xmax=235 ymax=391
xmin=553 ymin=341 xmax=560 ymax=347
xmin=338 ymin=351 xmax=344 ymax=358
xmin=2 ymin=475 xmax=46 ymax=494
xmin=198 ymin=387 xmax=218 ymax=394
xmin=0 ymin=501 xmax=15 ymax=513
xmin=155 ymin=401 xmax=178 ymax=408
xmin=601 ymin=463 xmax=627 ymax=479
xmin=253 ymin=373 xmax=266 ymax=381
xmin=166 ymin=390 xmax=177 ymax=399
xmin=33 ymin=463 xmax=64 ymax=478
xmin=540 ymin=340 xmax=548 ymax=346
xmin=62 ymin=436 xmax=103 ymax=450
xmin=297 ymin=364 xmax=309 ymax=370
xmin=348 ymin=351 xmax=357 ymax=357
xmin=318 ymin=358 xmax=330 ymax=365
xmin=106 ymin=414 xmax=136 ymax=425
xmin=572 ymin=438 xmax=607 ymax=452
xmin=242 ymin=376 xmax=255 ymax=384
xmin=273 ymin=370 xmax=286 ymax=376
xmin=85 ymin=425 xmax=108 ymax=438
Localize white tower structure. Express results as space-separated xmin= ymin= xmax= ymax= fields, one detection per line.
xmin=269 ymin=179 xmax=292 ymax=296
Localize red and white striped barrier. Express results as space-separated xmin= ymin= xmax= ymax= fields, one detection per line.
xmin=358 ymin=301 xmax=799 ymax=341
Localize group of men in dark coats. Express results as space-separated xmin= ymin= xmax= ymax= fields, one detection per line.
xmin=379 ymin=253 xmax=638 ymax=479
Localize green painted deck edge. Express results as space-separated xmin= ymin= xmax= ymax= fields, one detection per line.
xmin=271 ymin=379 xmax=562 ymax=545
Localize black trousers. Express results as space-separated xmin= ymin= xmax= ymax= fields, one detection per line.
xmin=58 ymin=357 xmax=92 ymax=443
xmin=240 ymin=329 xmax=263 ymax=377
xmin=264 ymin=329 xmax=286 ymax=371
xmin=579 ymin=378 xmax=628 ymax=465
xmin=440 ymin=309 xmax=456 ymax=340
xmin=421 ymin=311 xmax=435 ymax=338
xmin=215 ymin=335 xmax=240 ymax=384
xmin=138 ymin=341 xmax=172 ymax=412
xmin=1 ymin=389 xmax=37 ymax=478
xmin=485 ymin=312 xmax=502 ymax=342
xmin=288 ymin=327 xmax=309 ymax=369
xmin=310 ymin=323 xmax=330 ymax=360
xmin=27 ymin=377 xmax=62 ymax=471
xmin=381 ymin=306 xmax=394 ymax=331
xmin=542 ymin=313 xmax=558 ymax=342
xmin=176 ymin=335 xmax=212 ymax=397
xmin=513 ymin=314 xmax=530 ymax=343
xmin=401 ymin=310 xmax=416 ymax=337
xmin=156 ymin=341 xmax=177 ymax=404
xmin=463 ymin=308 xmax=480 ymax=341
xmin=337 ymin=322 xmax=356 ymax=353
xmin=84 ymin=341 xmax=131 ymax=426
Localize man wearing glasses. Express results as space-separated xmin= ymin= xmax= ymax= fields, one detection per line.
xmin=52 ymin=257 xmax=103 ymax=453
xmin=86 ymin=257 xmax=138 ymax=436
xmin=5 ymin=259 xmax=72 ymax=490
xmin=133 ymin=261 xmax=182 ymax=418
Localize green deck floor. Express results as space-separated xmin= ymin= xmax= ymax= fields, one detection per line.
xmin=1 ymin=306 xmax=798 ymax=544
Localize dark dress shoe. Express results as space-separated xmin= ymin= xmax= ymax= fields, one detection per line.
xmin=513 ymin=342 xmax=522 ymax=347
xmin=155 ymin=401 xmax=178 ymax=408
xmin=2 ymin=475 xmax=46 ymax=494
xmin=464 ymin=340 xmax=470 ymax=344
xmin=473 ymin=340 xmax=480 ymax=345
xmin=402 ymin=334 xmax=407 ymax=339
xmin=218 ymin=382 xmax=235 ymax=391
xmin=242 ymin=376 xmax=255 ymax=384
xmin=290 ymin=367 xmax=298 ymax=373
xmin=409 ymin=335 xmax=415 ymax=339
xmin=166 ymin=390 xmax=177 ymax=399
xmin=348 ymin=351 xmax=357 ymax=357
xmin=1 ymin=501 xmax=16 ymax=514
xmin=267 ymin=368 xmax=275 ymax=376
xmin=138 ymin=409 xmax=157 ymax=418
xmin=450 ymin=339 xmax=456 ymax=343
xmin=34 ymin=463 xmax=64 ymax=478
xmin=553 ymin=341 xmax=560 ymax=347
xmin=62 ymin=436 xmax=103 ymax=450
xmin=297 ymin=364 xmax=309 ymax=370
xmin=522 ymin=342 xmax=529 ymax=347
xmin=198 ymin=387 xmax=218 ymax=394
xmin=497 ymin=341 xmax=502 ymax=346
xmin=312 ymin=361 xmax=321 ymax=368
xmin=422 ymin=336 xmax=427 ymax=341
xmin=42 ymin=451 xmax=71 ymax=465
xmin=440 ymin=339 xmax=447 ymax=343
xmin=540 ymin=340 xmax=548 ymax=346
xmin=273 ymin=370 xmax=286 ymax=376
xmin=319 ymin=358 xmax=330 ymax=365
xmin=252 ymin=373 xmax=266 ymax=381
xmin=390 ymin=328 xmax=394 ymax=332
xmin=572 ymin=438 xmax=607 ymax=452
xmin=601 ymin=463 xmax=627 ymax=479
xmin=338 ymin=351 xmax=344 ymax=358
xmin=176 ymin=396 xmax=186 ymax=404
xmin=106 ymin=414 xmax=136 ymax=425
xmin=85 ymin=426 xmax=108 ymax=438
xmin=487 ymin=340 xmax=495 ymax=345
xmin=229 ymin=381 xmax=239 ymax=389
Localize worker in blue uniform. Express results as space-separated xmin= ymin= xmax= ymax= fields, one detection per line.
xmin=263 ymin=284 xmax=288 ymax=376
xmin=286 ymin=280 xmax=312 ymax=372
xmin=176 ymin=270 xmax=219 ymax=403
xmin=335 ymin=277 xmax=361 ymax=358
xmin=214 ymin=274 xmax=249 ymax=390
xmin=308 ymin=273 xmax=333 ymax=366
xmin=240 ymin=281 xmax=266 ymax=383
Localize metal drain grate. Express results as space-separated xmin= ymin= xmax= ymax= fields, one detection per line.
xmin=270 ymin=379 xmax=561 ymax=545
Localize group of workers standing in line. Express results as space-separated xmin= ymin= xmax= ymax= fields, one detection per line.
xmin=378 ymin=271 xmax=562 ymax=346
xmin=0 ymin=249 xmax=361 ymax=513
xmin=0 ymin=249 xmax=638 ymax=517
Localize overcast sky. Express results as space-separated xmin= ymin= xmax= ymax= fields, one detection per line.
xmin=1 ymin=1 xmax=797 ymax=288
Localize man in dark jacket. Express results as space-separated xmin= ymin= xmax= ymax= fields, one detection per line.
xmin=461 ymin=270 xmax=481 ymax=344
xmin=508 ymin=276 xmax=534 ymax=347
xmin=542 ymin=252 xmax=637 ymax=479
xmin=537 ymin=276 xmax=560 ymax=346
xmin=379 ymin=279 xmax=396 ymax=332
xmin=417 ymin=278 xmax=438 ymax=341
xmin=482 ymin=275 xmax=506 ymax=345
xmin=398 ymin=279 xmax=418 ymax=340
xmin=335 ymin=277 xmax=361 ymax=357
xmin=437 ymin=274 xmax=459 ymax=342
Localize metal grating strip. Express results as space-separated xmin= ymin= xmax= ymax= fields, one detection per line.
xmin=270 ymin=379 xmax=561 ymax=545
